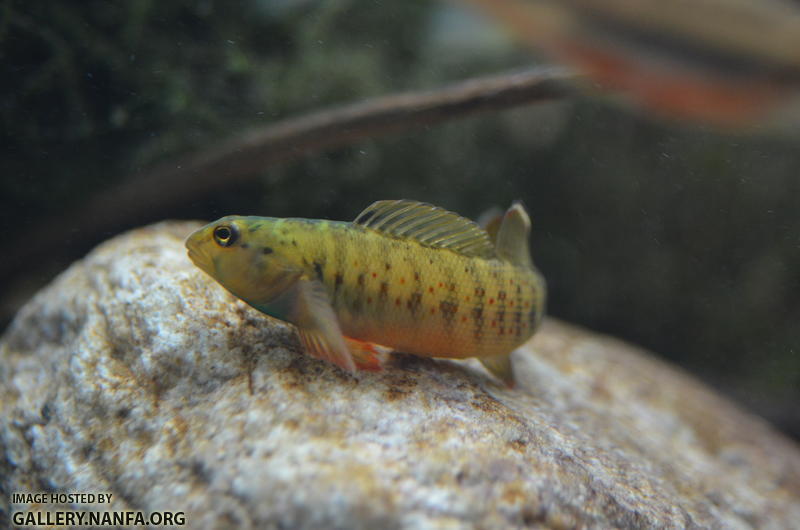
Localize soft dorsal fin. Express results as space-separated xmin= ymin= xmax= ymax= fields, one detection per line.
xmin=494 ymin=201 xmax=533 ymax=268
xmin=353 ymin=200 xmax=496 ymax=258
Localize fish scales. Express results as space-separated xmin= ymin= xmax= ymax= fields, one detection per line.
xmin=292 ymin=223 xmax=541 ymax=359
xmin=185 ymin=200 xmax=546 ymax=386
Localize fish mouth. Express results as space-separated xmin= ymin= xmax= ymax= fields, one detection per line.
xmin=186 ymin=243 xmax=213 ymax=274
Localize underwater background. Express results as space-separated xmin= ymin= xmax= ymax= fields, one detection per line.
xmin=3 ymin=0 xmax=799 ymax=438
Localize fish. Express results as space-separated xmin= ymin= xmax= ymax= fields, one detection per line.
xmin=459 ymin=0 xmax=800 ymax=128
xmin=185 ymin=200 xmax=546 ymax=386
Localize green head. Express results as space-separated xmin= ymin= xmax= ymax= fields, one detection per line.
xmin=185 ymin=216 xmax=299 ymax=305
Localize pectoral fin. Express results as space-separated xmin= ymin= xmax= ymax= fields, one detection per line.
xmin=479 ymin=353 xmax=516 ymax=388
xmin=287 ymin=277 xmax=356 ymax=373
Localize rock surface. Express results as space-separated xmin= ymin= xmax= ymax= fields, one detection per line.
xmin=2 ymin=221 xmax=800 ymax=529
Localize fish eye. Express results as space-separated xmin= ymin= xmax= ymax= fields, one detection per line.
xmin=213 ymin=224 xmax=238 ymax=247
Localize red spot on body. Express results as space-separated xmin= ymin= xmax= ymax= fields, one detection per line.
xmin=438 ymin=282 xmax=443 ymax=288
xmin=400 ymin=278 xmax=406 ymax=284
xmin=491 ymin=320 xmax=496 ymax=328
xmin=461 ymin=316 xmax=468 ymax=322
xmin=430 ymin=308 xmax=436 ymax=314
xmin=395 ymin=298 xmax=401 ymax=306
xmin=489 ymin=298 xmax=495 ymax=305
xmin=465 ymin=296 xmax=471 ymax=302
xmin=510 ymin=301 xmax=515 ymax=307
xmin=428 ymin=286 xmax=434 ymax=294
xmin=371 ymin=272 xmax=377 ymax=279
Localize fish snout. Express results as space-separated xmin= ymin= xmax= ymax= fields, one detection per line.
xmin=185 ymin=230 xmax=214 ymax=274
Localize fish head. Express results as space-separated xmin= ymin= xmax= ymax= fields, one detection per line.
xmin=186 ymin=216 xmax=298 ymax=305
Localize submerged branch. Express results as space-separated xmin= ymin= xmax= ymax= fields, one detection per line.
xmin=4 ymin=66 xmax=578 ymax=282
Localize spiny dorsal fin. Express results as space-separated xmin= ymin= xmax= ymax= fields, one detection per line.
xmin=494 ymin=201 xmax=533 ymax=268
xmin=353 ymin=200 xmax=496 ymax=258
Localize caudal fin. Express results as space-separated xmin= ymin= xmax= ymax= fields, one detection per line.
xmin=494 ymin=201 xmax=533 ymax=268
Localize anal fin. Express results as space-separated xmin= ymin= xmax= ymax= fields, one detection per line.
xmin=479 ymin=353 xmax=516 ymax=388
xmin=344 ymin=337 xmax=390 ymax=371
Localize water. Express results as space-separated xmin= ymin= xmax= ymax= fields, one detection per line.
xmin=2 ymin=0 xmax=799 ymax=440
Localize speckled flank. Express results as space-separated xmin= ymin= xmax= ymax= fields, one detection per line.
xmin=188 ymin=210 xmax=544 ymax=362
xmin=275 ymin=219 xmax=543 ymax=360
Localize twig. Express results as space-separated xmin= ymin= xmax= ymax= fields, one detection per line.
xmin=4 ymin=66 xmax=578 ymax=282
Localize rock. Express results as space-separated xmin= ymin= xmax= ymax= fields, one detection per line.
xmin=2 ymin=221 xmax=799 ymax=529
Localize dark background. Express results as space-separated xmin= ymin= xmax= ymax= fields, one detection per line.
xmin=2 ymin=1 xmax=799 ymax=437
